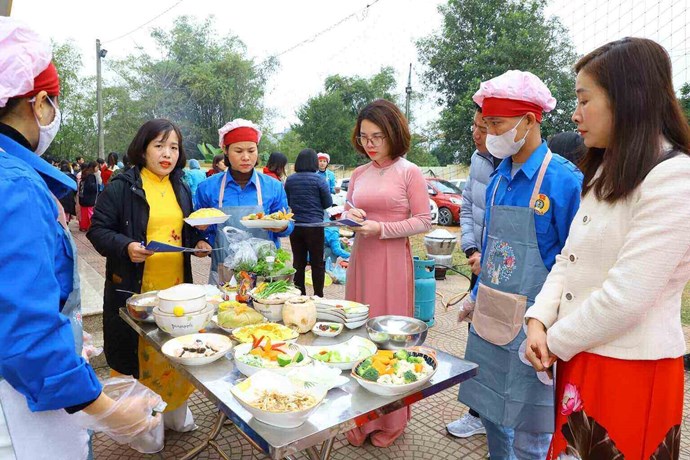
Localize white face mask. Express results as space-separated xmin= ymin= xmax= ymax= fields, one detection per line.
xmin=31 ymin=96 xmax=61 ymax=156
xmin=485 ymin=115 xmax=529 ymax=159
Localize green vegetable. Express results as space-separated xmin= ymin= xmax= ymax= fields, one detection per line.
xmin=253 ymin=280 xmax=291 ymax=299
xmin=361 ymin=366 xmax=380 ymax=382
xmin=394 ymin=350 xmax=409 ymax=360
xmin=277 ymin=354 xmax=292 ymax=367
xmin=313 ymin=351 xmax=331 ymax=362
xmin=406 ymin=356 xmax=423 ymax=364
xmin=356 ymin=358 xmax=373 ymax=376
xmin=393 ymin=361 xmax=403 ymax=372
xmin=292 ymin=351 xmax=304 ymax=363
xmin=275 ymin=248 xmax=291 ymax=263
xmin=403 ymin=370 xmax=418 ymax=383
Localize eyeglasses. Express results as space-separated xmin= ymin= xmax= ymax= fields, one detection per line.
xmin=356 ymin=135 xmax=387 ymax=147
xmin=470 ymin=123 xmax=488 ymax=134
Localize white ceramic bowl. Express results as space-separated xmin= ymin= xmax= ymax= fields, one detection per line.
xmin=231 ymin=370 xmax=326 ymax=428
xmin=350 ymin=350 xmax=438 ymax=396
xmin=344 ymin=318 xmax=368 ymax=329
xmin=161 ymin=333 xmax=233 ymax=366
xmin=311 ymin=322 xmax=343 ymax=338
xmin=233 ymin=342 xmax=311 ymax=377
xmin=251 ymin=301 xmax=284 ymax=322
xmin=157 ymin=284 xmax=207 ymax=314
xmin=153 ymin=304 xmax=214 ymax=337
xmin=305 ymin=336 xmax=377 ymax=370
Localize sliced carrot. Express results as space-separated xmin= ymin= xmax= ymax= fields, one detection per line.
xmin=415 ymin=363 xmax=423 ymax=373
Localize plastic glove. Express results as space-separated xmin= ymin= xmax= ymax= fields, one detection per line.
xmin=73 ymin=377 xmax=165 ymax=445
xmin=457 ymin=296 xmax=476 ymax=323
xmin=81 ymin=331 xmax=103 ymax=363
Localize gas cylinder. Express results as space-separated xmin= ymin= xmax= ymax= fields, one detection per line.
xmin=413 ymin=257 xmax=436 ymax=327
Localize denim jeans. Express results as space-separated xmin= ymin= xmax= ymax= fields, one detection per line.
xmin=480 ymin=416 xmax=552 ymax=460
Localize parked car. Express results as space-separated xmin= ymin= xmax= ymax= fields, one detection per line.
xmin=331 ymin=177 xmax=350 ymax=207
xmin=426 ymin=178 xmax=462 ymax=226
xmin=448 ymin=178 xmax=467 ymax=193
xmin=429 ymin=198 xmax=439 ymax=224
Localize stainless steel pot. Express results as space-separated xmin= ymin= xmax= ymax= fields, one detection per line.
xmin=424 ymin=229 xmax=457 ymax=256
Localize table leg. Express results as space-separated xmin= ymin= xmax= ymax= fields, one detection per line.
xmin=179 ymin=411 xmax=229 ymax=460
xmin=319 ymin=437 xmax=335 ymax=460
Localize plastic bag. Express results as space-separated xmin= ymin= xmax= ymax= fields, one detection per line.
xmin=225 ymin=240 xmax=258 ymax=271
xmin=326 ymin=257 xmax=347 ymax=284
xmin=73 ymin=377 xmax=165 ymax=446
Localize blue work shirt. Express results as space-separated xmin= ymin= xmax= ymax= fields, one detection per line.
xmin=317 ymin=169 xmax=336 ymax=194
xmin=195 ymin=169 xmax=294 ymax=247
xmin=472 ymin=141 xmax=583 ymax=298
xmin=0 ymin=134 xmax=101 ymax=411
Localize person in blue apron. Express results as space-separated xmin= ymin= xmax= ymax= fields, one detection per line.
xmin=0 ymin=18 xmax=162 ymax=459
xmin=194 ymin=119 xmax=293 ymax=284
xmin=456 ymin=71 xmax=583 ymax=460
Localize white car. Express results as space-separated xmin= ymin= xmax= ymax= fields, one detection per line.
xmin=429 ymin=199 xmax=439 ymax=224
xmin=331 ymin=177 xmax=350 ymax=207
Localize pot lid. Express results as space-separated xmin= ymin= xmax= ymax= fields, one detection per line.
xmin=425 ymin=229 xmax=456 ymax=240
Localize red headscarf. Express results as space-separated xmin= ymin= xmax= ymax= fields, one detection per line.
xmin=18 ymin=62 xmax=60 ymax=99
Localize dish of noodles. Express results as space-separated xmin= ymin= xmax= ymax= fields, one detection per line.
xmin=249 ymin=390 xmax=317 ymax=413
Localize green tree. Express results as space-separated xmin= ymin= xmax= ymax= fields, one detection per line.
xmin=260 ymin=129 xmax=307 ymax=163
xmin=49 ymin=40 xmax=98 ymax=161
xmin=417 ymin=0 xmax=578 ymax=164
xmin=294 ymin=68 xmax=398 ymax=166
xmin=407 ymin=134 xmax=440 ymax=167
xmin=110 ymin=15 xmax=276 ymax=157
xmin=680 ymin=83 xmax=690 ymax=122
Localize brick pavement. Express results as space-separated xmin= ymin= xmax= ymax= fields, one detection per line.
xmin=70 ymin=227 xmax=690 ymax=459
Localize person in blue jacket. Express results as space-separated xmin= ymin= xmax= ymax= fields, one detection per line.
xmin=317 ymin=152 xmax=336 ymax=194
xmin=0 ymin=18 xmax=161 ymax=459
xmin=182 ymin=158 xmax=206 ymax=200
xmin=194 ymin=119 xmax=293 ymax=284
xmin=457 ymin=70 xmax=583 ymax=459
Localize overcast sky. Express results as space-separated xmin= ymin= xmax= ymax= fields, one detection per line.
xmin=10 ymin=0 xmax=689 ymax=133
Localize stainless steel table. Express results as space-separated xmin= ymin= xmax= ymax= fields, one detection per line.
xmin=120 ymin=309 xmax=477 ymax=459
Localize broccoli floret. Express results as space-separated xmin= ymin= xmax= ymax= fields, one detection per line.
xmin=394 ymin=350 xmax=409 ymax=360
xmin=393 ymin=361 xmax=403 ymax=372
xmin=403 ymin=370 xmax=418 ymax=383
xmin=407 ymin=356 xmax=423 ymax=364
xmin=361 ymin=366 xmax=380 ymax=382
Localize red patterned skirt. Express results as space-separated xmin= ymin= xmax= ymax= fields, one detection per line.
xmin=549 ymin=352 xmax=684 ymax=460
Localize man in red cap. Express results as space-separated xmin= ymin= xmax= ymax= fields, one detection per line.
xmin=456 ymin=70 xmax=583 ymax=459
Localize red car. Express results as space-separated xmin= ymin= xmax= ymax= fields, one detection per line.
xmin=425 ymin=178 xmax=463 ymax=226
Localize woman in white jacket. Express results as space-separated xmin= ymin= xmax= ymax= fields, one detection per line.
xmin=524 ymin=37 xmax=690 ymax=460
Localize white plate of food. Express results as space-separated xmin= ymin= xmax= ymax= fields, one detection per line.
xmin=351 ymin=348 xmax=438 ymax=396
xmin=161 ymin=333 xmax=233 ymax=366
xmin=304 ymin=336 xmax=377 ymax=370
xmin=230 ymin=370 xmax=327 ymax=428
xmin=240 ymin=219 xmax=291 ymax=229
xmin=184 ymin=208 xmax=230 ymax=226
xmin=231 ymin=322 xmax=299 ymax=344
xmin=311 ymin=322 xmax=343 ymax=337
xmin=240 ymin=210 xmax=293 ymax=229
xmin=233 ymin=340 xmax=311 ymax=377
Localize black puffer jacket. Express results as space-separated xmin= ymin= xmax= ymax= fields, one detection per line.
xmin=284 ymin=172 xmax=333 ymax=223
xmin=87 ymin=167 xmax=203 ymax=376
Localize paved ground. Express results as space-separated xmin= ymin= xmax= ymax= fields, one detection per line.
xmin=69 ymin=223 xmax=690 ymax=459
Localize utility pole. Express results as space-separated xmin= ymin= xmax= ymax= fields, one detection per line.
xmin=0 ymin=0 xmax=12 ymax=16
xmin=405 ymin=63 xmax=412 ymax=120
xmin=96 ymin=39 xmax=107 ymax=160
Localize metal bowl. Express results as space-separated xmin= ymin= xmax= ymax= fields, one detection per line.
xmin=126 ymin=291 xmax=158 ymax=322
xmin=365 ymin=315 xmax=428 ymax=350
xmin=423 ymin=236 xmax=457 ymax=256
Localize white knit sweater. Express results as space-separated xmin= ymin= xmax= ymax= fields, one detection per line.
xmin=525 ymin=155 xmax=690 ymax=361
